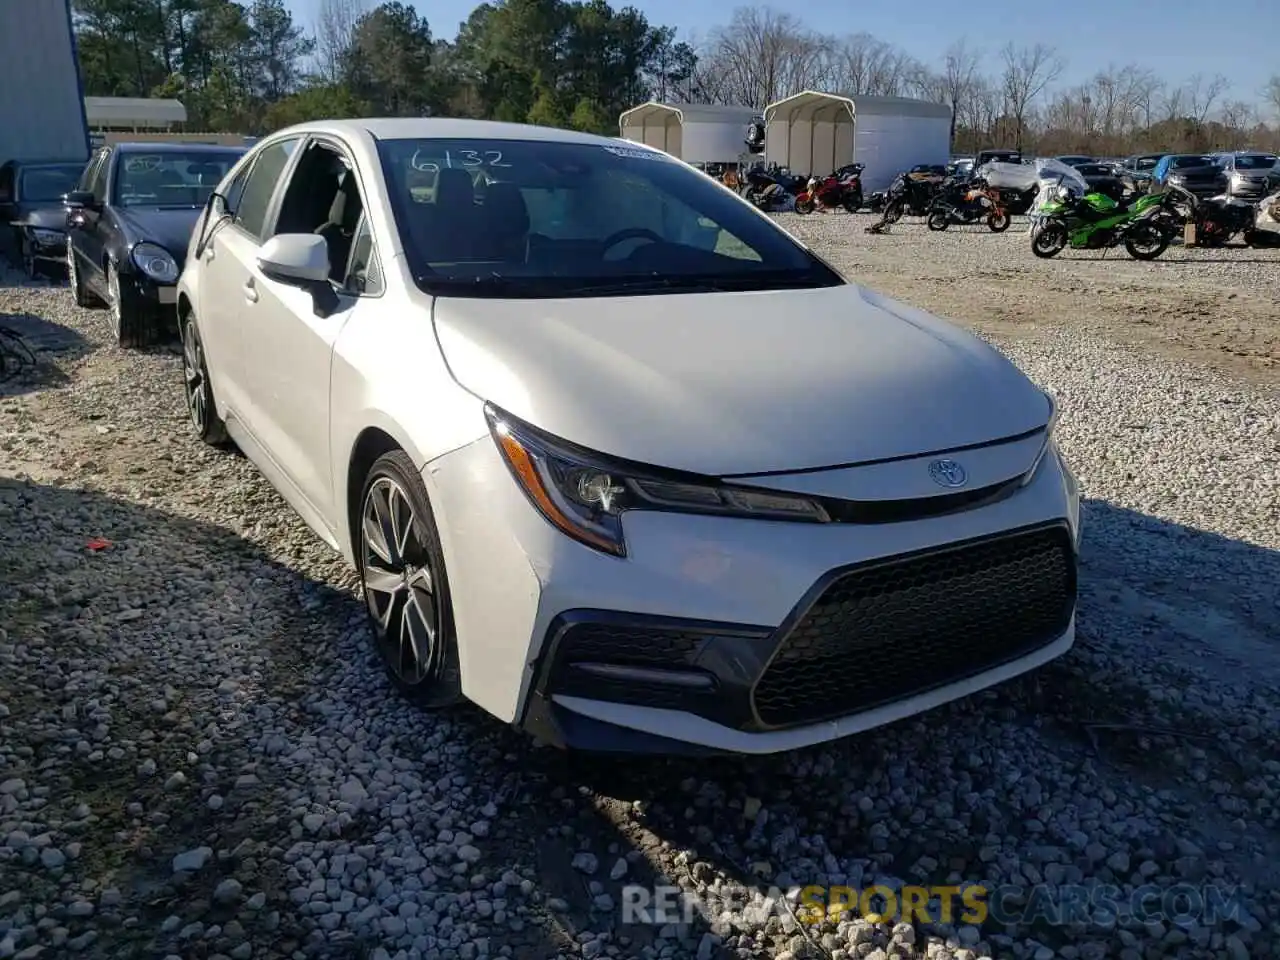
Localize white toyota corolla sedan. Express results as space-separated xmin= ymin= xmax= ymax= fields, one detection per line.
xmin=176 ymin=118 xmax=1081 ymax=755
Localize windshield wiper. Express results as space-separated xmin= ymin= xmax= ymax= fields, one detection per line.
xmin=420 ymin=271 xmax=831 ymax=298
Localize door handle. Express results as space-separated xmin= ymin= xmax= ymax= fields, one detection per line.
xmin=242 ymin=279 xmax=258 ymax=303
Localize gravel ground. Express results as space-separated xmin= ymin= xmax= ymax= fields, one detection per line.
xmin=1 ymin=220 xmax=1278 ymax=960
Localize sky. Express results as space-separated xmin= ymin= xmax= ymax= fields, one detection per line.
xmin=284 ymin=0 xmax=1279 ymax=114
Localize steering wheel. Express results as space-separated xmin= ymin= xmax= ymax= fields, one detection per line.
xmin=601 ymin=228 xmax=663 ymax=257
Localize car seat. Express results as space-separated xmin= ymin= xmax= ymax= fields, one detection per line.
xmin=314 ymin=170 xmax=363 ymax=281
xmin=479 ymin=181 xmax=529 ymax=262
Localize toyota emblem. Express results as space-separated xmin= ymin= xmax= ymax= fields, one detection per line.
xmin=928 ymin=459 xmax=967 ymax=488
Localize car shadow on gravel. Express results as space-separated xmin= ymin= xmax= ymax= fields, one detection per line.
xmin=0 ymin=477 xmax=572 ymax=960
xmin=0 ymin=310 xmax=90 ymax=397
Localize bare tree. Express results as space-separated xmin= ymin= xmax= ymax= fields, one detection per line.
xmin=1218 ymin=100 xmax=1255 ymax=147
xmin=934 ymin=39 xmax=981 ymax=145
xmin=1184 ymin=72 xmax=1228 ymax=124
xmin=827 ymin=33 xmax=921 ymax=98
xmin=999 ymin=43 xmax=1065 ymax=150
xmin=314 ymin=0 xmax=367 ymax=83
xmin=1267 ymin=76 xmax=1280 ymax=121
xmin=695 ymin=7 xmax=830 ymax=109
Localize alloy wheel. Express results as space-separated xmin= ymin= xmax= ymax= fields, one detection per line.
xmin=361 ymin=476 xmax=440 ymax=687
xmin=182 ymin=320 xmax=208 ymax=432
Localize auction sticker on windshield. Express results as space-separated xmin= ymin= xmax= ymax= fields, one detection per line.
xmin=601 ymin=145 xmax=670 ymax=161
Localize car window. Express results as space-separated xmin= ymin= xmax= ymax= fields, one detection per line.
xmin=113 ymin=150 xmax=243 ymax=208
xmin=377 ymin=137 xmax=838 ymax=298
xmin=1234 ymin=155 xmax=1277 ymax=170
xmin=88 ymin=151 xmax=111 ymax=201
xmin=18 ymin=164 xmax=83 ymax=202
xmin=0 ymin=165 xmax=12 ymax=202
xmin=344 ymin=213 xmax=381 ymax=295
xmin=233 ymin=138 xmax=301 ymax=241
xmin=270 ymin=140 xmax=367 ymax=283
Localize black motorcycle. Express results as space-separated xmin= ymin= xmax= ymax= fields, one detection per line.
xmin=740 ymin=164 xmax=804 ymax=211
xmin=926 ymin=178 xmax=1011 ymax=232
xmin=879 ymin=173 xmax=938 ymax=223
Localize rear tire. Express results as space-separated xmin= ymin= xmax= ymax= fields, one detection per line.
xmin=357 ymin=450 xmax=463 ymax=708
xmin=927 ymin=211 xmax=949 ymax=231
xmin=1124 ymin=222 xmax=1169 ymax=261
xmin=1031 ymin=221 xmax=1068 ymax=258
xmin=180 ymin=311 xmax=230 ymax=447
xmin=987 ymin=210 xmax=1011 ymax=232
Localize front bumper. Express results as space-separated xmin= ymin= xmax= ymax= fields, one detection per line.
xmin=25 ymin=230 xmax=67 ymax=264
xmin=132 ymin=274 xmax=178 ymax=305
xmin=426 ymin=437 xmax=1082 ymax=755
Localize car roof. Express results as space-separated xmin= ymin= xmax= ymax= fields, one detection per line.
xmin=263 ymin=117 xmax=625 ymax=148
xmin=110 ymin=142 xmax=247 ymax=154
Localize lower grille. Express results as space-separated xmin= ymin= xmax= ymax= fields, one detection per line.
xmin=752 ymin=523 xmax=1076 ymax=728
xmin=544 ymin=621 xmax=715 ymax=712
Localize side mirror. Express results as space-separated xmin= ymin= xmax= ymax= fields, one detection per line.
xmin=64 ymin=190 xmax=97 ymax=210
xmin=257 ymin=234 xmax=339 ymax=317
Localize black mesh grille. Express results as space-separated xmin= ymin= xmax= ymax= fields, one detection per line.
xmin=545 ymin=622 xmax=714 ymax=711
xmin=752 ymin=524 xmax=1076 ymax=728
xmin=554 ymin=623 xmax=705 ymax=668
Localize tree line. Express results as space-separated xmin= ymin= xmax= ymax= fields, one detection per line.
xmin=73 ymin=0 xmax=1280 ymax=156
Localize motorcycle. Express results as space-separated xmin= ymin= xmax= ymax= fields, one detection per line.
xmin=926 ymin=179 xmax=1010 ymax=232
xmin=878 ymin=172 xmax=938 ymax=223
xmin=794 ymin=164 xmax=865 ymax=214
xmin=1030 ymin=184 xmax=1168 ymax=260
xmin=1157 ymin=184 xmax=1262 ymax=247
xmin=739 ymin=165 xmax=804 ymax=212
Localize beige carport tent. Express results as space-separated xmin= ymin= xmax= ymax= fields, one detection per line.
xmin=618 ymin=102 xmax=758 ymax=164
xmin=762 ymin=91 xmax=952 ymax=192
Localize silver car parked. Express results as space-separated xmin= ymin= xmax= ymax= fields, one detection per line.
xmin=1214 ymin=152 xmax=1280 ymax=200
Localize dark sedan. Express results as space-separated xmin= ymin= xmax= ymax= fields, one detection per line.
xmin=1152 ymin=154 xmax=1228 ymax=200
xmin=1072 ymin=162 xmax=1128 ymax=202
xmin=65 ymin=141 xmax=246 ymax=347
xmin=0 ymin=158 xmax=87 ymax=279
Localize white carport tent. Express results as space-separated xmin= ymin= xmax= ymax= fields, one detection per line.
xmin=84 ymin=96 xmax=187 ymax=131
xmin=618 ymin=102 xmax=758 ymax=165
xmin=762 ymin=90 xmax=953 ymax=192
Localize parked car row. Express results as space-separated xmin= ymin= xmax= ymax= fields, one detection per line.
xmin=0 ymin=141 xmax=248 ymax=346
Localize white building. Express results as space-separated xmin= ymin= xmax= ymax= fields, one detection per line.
xmin=763 ymin=91 xmax=953 ymax=192
xmin=0 ymin=0 xmax=89 ymax=163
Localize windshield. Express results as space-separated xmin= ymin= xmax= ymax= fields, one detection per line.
xmin=112 ymin=150 xmax=244 ymax=208
xmin=1133 ymin=157 xmax=1159 ymax=171
xmin=377 ymin=137 xmax=842 ymax=298
xmin=1171 ymin=156 xmax=1215 ymax=169
xmin=1233 ymin=154 xmax=1277 ymax=170
xmin=18 ymin=164 xmax=82 ymax=202
xmin=1076 ymin=165 xmax=1110 ymax=177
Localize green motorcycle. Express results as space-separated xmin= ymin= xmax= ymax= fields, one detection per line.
xmin=1029 ymin=188 xmax=1169 ymax=260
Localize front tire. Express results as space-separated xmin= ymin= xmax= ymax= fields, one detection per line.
xmin=106 ymin=261 xmax=147 ymax=348
xmin=181 ymin=312 xmax=229 ymax=446
xmin=927 ymin=211 xmax=949 ymax=231
xmin=987 ymin=210 xmax=1011 ymax=232
xmin=883 ymin=202 xmax=904 ymax=224
xmin=358 ymin=451 xmax=463 ymax=707
xmin=793 ymin=196 xmax=815 ymax=215
xmin=1031 ymin=221 xmax=1068 ymax=258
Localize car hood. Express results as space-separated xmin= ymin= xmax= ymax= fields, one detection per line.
xmin=433 ymin=283 xmax=1052 ymax=476
xmin=116 ymin=206 xmax=202 ymax=260
xmin=13 ymin=203 xmax=67 ymax=229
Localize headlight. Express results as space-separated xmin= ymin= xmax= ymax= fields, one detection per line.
xmin=132 ymin=242 xmax=179 ymax=282
xmin=486 ymin=406 xmax=828 ymax=557
xmin=1021 ymin=391 xmax=1059 ymax=487
xmin=30 ymin=228 xmax=63 ymax=246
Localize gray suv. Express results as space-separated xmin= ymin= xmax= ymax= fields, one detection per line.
xmin=1215 ymin=152 xmax=1280 ymax=200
